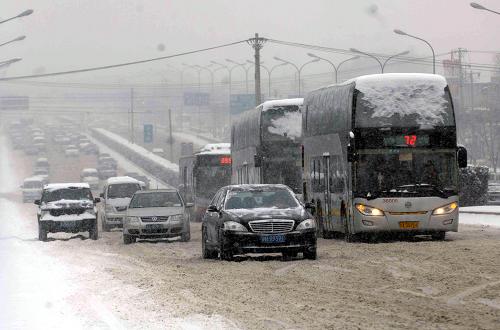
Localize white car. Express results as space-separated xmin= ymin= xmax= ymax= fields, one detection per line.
xmin=65 ymin=145 xmax=79 ymax=157
xmin=80 ymin=168 xmax=100 ymax=190
xmin=21 ymin=176 xmax=44 ymax=203
xmin=123 ymin=189 xmax=192 ymax=244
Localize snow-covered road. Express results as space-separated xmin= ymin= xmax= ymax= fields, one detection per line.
xmin=1 ymin=134 xmax=500 ymax=329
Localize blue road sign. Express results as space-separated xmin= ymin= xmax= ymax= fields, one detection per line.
xmin=144 ymin=124 xmax=153 ymax=143
xmin=230 ymin=94 xmax=260 ymax=115
xmin=183 ymin=92 xmax=210 ymax=107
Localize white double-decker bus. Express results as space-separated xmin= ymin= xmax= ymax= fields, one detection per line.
xmin=302 ymin=74 xmax=467 ymax=241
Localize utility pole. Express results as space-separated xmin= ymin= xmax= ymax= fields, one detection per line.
xmin=247 ymin=33 xmax=266 ymax=105
xmin=130 ymin=88 xmax=135 ymax=143
xmin=458 ymin=48 xmax=465 ymax=115
xmin=168 ymin=108 xmax=173 ymax=160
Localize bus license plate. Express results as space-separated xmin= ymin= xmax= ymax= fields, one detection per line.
xmin=261 ymin=234 xmax=286 ymax=244
xmin=399 ymin=221 xmax=419 ymax=229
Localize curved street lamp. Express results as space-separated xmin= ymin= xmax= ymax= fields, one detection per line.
xmin=307 ymin=53 xmax=359 ymax=83
xmin=273 ymin=56 xmax=320 ymax=96
xmin=349 ymin=48 xmax=383 ymax=73
xmin=247 ymin=60 xmax=289 ymax=98
xmin=382 ymin=50 xmax=410 ymax=73
xmin=470 ymin=2 xmax=500 ymax=15
xmin=0 ymin=9 xmax=34 ymax=25
xmin=394 ymin=29 xmax=435 ymax=74
xmin=0 ymin=58 xmax=22 ymax=68
xmin=0 ymin=36 xmax=26 ymax=48
xmin=226 ymin=59 xmax=252 ymax=93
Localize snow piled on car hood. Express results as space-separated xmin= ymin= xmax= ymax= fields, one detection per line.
xmin=42 ymin=199 xmax=94 ymax=209
xmin=355 ymin=73 xmax=449 ymax=127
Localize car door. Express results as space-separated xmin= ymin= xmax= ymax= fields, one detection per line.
xmin=205 ymin=190 xmax=222 ymax=245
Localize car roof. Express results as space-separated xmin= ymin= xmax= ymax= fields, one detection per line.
xmin=106 ymin=176 xmax=141 ymax=185
xmin=225 ymin=184 xmax=292 ymax=192
xmin=133 ymin=189 xmax=178 ymax=194
xmin=44 ymin=182 xmax=90 ymax=191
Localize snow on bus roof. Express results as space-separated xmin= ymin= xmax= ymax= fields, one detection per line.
xmin=44 ymin=183 xmax=90 ymax=191
xmin=352 ymin=73 xmax=447 ymax=88
xmin=94 ymin=128 xmax=179 ymax=172
xmin=261 ymin=98 xmax=303 ymax=112
xmin=197 ymin=143 xmax=231 ymax=155
xmin=106 ymin=176 xmax=141 ymax=185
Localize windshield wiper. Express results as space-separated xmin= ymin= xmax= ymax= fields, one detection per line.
xmin=399 ymin=183 xmax=449 ymax=198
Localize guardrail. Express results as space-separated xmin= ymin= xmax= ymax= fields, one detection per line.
xmin=91 ymin=128 xmax=179 ymax=187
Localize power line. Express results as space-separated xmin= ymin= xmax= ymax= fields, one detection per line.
xmin=0 ymin=39 xmax=248 ymax=81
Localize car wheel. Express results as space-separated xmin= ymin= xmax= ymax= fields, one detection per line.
xmin=202 ymin=227 xmax=217 ymax=259
xmin=218 ymin=230 xmax=233 ymax=261
xmin=303 ymin=248 xmax=317 ymax=260
xmin=38 ymin=223 xmax=47 ymax=242
xmin=431 ymin=231 xmax=446 ymax=241
xmin=89 ymin=220 xmax=98 ymax=240
xmin=123 ymin=234 xmax=135 ymax=244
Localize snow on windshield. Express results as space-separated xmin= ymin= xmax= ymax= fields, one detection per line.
xmin=267 ymin=109 xmax=302 ymax=141
xmin=355 ymin=74 xmax=453 ymax=128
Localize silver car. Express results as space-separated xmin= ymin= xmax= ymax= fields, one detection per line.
xmin=123 ymin=189 xmax=192 ymax=244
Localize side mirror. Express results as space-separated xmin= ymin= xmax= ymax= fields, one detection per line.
xmin=304 ymin=202 xmax=316 ymax=215
xmin=457 ymin=146 xmax=467 ymax=168
xmin=207 ymin=204 xmax=218 ymax=213
xmin=347 ymin=145 xmax=358 ymax=162
xmin=34 ymin=200 xmax=41 ymax=205
xmin=94 ymin=198 xmax=101 ymax=203
xmin=185 ymin=202 xmax=194 ymax=208
xmin=254 ymin=154 xmax=262 ymax=167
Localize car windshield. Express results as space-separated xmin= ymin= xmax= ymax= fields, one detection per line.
xmin=225 ymin=188 xmax=298 ymax=210
xmin=129 ymin=192 xmax=183 ymax=208
xmin=42 ymin=188 xmax=93 ymax=202
xmin=107 ymin=183 xmax=140 ymax=199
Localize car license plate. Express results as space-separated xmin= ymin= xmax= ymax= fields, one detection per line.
xmin=399 ymin=221 xmax=419 ymax=229
xmin=146 ymin=224 xmax=163 ymax=230
xmin=260 ymin=234 xmax=286 ymax=244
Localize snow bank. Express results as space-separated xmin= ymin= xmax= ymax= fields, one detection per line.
xmin=460 ymin=213 xmax=500 ymax=228
xmin=197 ymin=143 xmax=231 ymax=155
xmin=355 ymin=73 xmax=450 ymax=128
xmin=460 ymin=205 xmax=500 ymax=214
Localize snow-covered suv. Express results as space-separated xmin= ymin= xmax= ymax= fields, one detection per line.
xmin=35 ymin=183 xmax=100 ymax=241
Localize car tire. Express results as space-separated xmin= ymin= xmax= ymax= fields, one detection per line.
xmin=303 ymin=248 xmax=317 ymax=260
xmin=38 ymin=223 xmax=48 ymax=242
xmin=218 ymin=231 xmax=233 ymax=261
xmin=89 ymin=220 xmax=98 ymax=240
xmin=431 ymin=231 xmax=446 ymax=241
xmin=123 ymin=234 xmax=135 ymax=244
xmin=202 ymin=227 xmax=217 ymax=259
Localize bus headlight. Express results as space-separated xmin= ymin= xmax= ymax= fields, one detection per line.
xmin=223 ymin=221 xmax=247 ymax=232
xmin=432 ymin=202 xmax=458 ymax=215
xmin=355 ymin=204 xmax=385 ymax=216
xmin=296 ymin=219 xmax=316 ymax=231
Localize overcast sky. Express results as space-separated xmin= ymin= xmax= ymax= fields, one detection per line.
xmin=1 ymin=0 xmax=499 ymax=84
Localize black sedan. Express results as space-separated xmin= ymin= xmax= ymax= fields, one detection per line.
xmin=201 ymin=184 xmax=317 ymax=261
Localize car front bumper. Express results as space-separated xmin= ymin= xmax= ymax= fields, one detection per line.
xmin=123 ymin=221 xmax=185 ymax=238
xmin=221 ymin=230 xmax=316 ymax=255
xmin=103 ymin=212 xmax=125 ymax=227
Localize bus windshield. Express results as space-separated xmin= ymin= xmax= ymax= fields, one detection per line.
xmin=354 ymin=80 xmax=455 ymax=128
xmin=354 ymin=150 xmax=457 ymax=198
xmin=195 ymin=162 xmax=231 ymax=199
xmin=262 ymin=105 xmax=301 ymax=142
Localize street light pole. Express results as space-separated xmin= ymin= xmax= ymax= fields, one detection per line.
xmin=307 ymin=53 xmax=359 ymax=83
xmin=274 ymin=57 xmax=320 ymax=96
xmin=226 ymin=59 xmax=252 ymax=93
xmin=247 ymin=60 xmax=290 ymax=99
xmin=349 ymin=48 xmax=384 ymax=73
xmin=0 ymin=36 xmax=26 ymax=48
xmin=0 ymin=9 xmax=34 ymax=25
xmin=0 ymin=58 xmax=22 ymax=69
xmin=382 ymin=50 xmax=410 ymax=73
xmin=470 ymin=2 xmax=500 ymax=15
xmin=394 ymin=29 xmax=435 ymax=74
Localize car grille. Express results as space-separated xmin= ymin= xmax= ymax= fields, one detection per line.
xmin=248 ymin=220 xmax=295 ymax=233
xmin=115 ymin=206 xmax=128 ymax=212
xmin=141 ymin=228 xmax=169 ymax=234
xmin=141 ymin=216 xmax=169 ymax=222
xmin=50 ymin=208 xmax=86 ymax=216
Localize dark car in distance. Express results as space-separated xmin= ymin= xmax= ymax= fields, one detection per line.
xmin=201 ymin=184 xmax=317 ymax=261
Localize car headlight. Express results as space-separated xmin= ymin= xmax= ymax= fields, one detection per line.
xmin=168 ymin=214 xmax=184 ymax=224
xmin=223 ymin=221 xmax=248 ymax=232
xmin=105 ymin=204 xmax=115 ymax=212
xmin=355 ymin=204 xmax=385 ymax=216
xmin=296 ymin=219 xmax=316 ymax=231
xmin=432 ymin=202 xmax=458 ymax=215
xmin=126 ymin=216 xmax=140 ymax=224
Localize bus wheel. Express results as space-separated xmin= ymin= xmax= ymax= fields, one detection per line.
xmin=431 ymin=231 xmax=446 ymax=241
